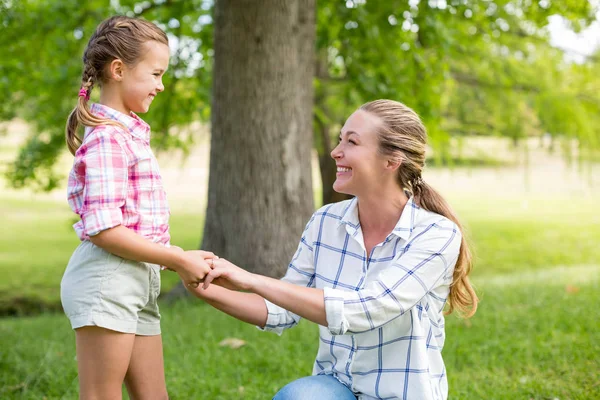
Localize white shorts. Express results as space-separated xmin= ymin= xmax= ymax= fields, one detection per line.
xmin=61 ymin=240 xmax=161 ymax=335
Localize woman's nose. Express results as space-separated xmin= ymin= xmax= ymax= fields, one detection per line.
xmin=330 ymin=143 xmax=342 ymax=159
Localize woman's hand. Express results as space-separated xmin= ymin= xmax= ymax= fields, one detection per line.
xmin=202 ymin=258 xmax=260 ymax=291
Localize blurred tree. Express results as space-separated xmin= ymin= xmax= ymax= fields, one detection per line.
xmin=199 ymin=0 xmax=315 ymax=280
xmin=313 ymin=0 xmax=599 ymax=203
xmin=1 ymin=1 xmax=599 ymax=282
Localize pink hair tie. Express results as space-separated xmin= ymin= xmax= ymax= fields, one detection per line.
xmin=78 ymin=87 xmax=90 ymax=100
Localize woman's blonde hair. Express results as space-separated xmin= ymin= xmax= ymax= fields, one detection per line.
xmin=360 ymin=99 xmax=478 ymax=318
xmin=66 ymin=15 xmax=168 ymax=155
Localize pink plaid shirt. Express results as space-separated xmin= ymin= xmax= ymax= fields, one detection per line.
xmin=67 ymin=103 xmax=171 ymax=245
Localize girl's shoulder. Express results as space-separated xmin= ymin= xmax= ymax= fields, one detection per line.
xmin=82 ymin=124 xmax=129 ymax=146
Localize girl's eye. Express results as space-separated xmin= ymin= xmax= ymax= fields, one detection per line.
xmin=153 ymin=73 xmax=161 ymax=76
xmin=349 ymin=140 xmax=356 ymax=145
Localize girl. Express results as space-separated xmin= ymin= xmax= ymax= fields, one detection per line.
xmin=190 ymin=100 xmax=478 ymax=400
xmin=61 ymin=16 xmax=212 ymax=399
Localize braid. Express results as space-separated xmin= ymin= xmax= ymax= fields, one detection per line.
xmin=66 ymin=15 xmax=169 ymax=155
xmin=81 ymin=64 xmax=96 ymax=100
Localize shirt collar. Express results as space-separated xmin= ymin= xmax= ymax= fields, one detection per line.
xmin=90 ymin=103 xmax=151 ymax=142
xmin=338 ymin=196 xmax=418 ymax=242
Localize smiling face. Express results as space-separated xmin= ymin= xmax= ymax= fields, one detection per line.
xmin=119 ymin=40 xmax=170 ymax=114
xmin=330 ymin=109 xmax=394 ymax=197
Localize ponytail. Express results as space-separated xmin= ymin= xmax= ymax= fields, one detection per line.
xmin=413 ymin=181 xmax=478 ymax=318
xmin=359 ymin=99 xmax=479 ymax=318
xmin=65 ymin=74 xmax=126 ymax=155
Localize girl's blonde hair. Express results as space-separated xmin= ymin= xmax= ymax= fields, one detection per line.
xmin=360 ymin=99 xmax=478 ymax=318
xmin=66 ymin=15 xmax=168 ymax=155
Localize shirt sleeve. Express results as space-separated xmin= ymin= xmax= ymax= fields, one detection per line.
xmin=323 ymin=221 xmax=461 ymax=335
xmin=80 ymin=130 xmax=129 ymax=237
xmin=259 ymin=214 xmax=318 ymax=335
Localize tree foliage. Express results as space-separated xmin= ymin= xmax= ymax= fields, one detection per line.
xmin=1 ymin=0 xmax=598 ymax=195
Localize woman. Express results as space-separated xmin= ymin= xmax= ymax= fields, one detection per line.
xmin=192 ymin=99 xmax=478 ymax=400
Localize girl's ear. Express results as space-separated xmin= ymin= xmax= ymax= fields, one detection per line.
xmin=108 ymin=59 xmax=125 ymax=81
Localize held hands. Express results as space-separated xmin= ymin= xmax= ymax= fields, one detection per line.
xmin=202 ymin=257 xmax=259 ymax=292
xmin=172 ymin=246 xmax=259 ymax=292
xmin=171 ymin=247 xmax=216 ymax=288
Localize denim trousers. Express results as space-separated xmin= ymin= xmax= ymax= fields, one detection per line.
xmin=273 ymin=375 xmax=357 ymax=400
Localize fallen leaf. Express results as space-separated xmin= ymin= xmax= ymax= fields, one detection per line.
xmin=219 ymin=337 xmax=246 ymax=349
xmin=565 ymin=285 xmax=579 ymax=294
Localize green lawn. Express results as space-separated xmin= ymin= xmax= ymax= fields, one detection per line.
xmin=1 ymin=268 xmax=598 ymax=399
xmin=1 ymin=194 xmax=599 ymax=398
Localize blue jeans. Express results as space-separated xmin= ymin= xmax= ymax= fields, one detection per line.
xmin=273 ymin=375 xmax=357 ymax=400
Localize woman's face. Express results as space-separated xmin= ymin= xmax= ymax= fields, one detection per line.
xmin=330 ymin=109 xmax=391 ymax=197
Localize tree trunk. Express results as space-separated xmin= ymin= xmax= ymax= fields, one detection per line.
xmin=201 ymin=0 xmax=315 ymax=278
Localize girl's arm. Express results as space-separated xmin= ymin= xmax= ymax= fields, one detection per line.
xmin=90 ymin=225 xmax=213 ymax=285
xmin=78 ymin=130 xmax=212 ymax=286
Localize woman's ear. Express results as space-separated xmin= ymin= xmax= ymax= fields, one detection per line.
xmin=386 ymin=157 xmax=401 ymax=172
xmin=108 ymin=59 xmax=125 ymax=81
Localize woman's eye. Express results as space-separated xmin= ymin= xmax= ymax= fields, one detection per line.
xmin=349 ymin=140 xmax=356 ymax=145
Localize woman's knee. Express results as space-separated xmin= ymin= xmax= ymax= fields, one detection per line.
xmin=273 ymin=375 xmax=356 ymax=400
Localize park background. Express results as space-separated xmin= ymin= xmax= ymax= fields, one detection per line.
xmin=1 ymin=0 xmax=599 ymax=399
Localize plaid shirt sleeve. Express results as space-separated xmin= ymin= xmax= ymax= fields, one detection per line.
xmin=324 ymin=221 xmax=461 ymax=335
xmin=80 ymin=129 xmax=129 ymax=237
xmin=260 ymin=215 xmax=317 ymax=335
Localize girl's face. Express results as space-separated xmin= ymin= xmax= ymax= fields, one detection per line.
xmin=330 ymin=109 xmax=392 ymax=197
xmin=119 ymin=40 xmax=170 ymax=114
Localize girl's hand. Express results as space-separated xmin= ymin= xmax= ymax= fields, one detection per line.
xmin=176 ymin=250 xmax=217 ymax=288
xmin=202 ymin=258 xmax=259 ymax=291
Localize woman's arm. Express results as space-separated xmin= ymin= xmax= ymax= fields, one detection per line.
xmin=201 ymin=259 xmax=327 ymax=326
xmin=204 ymin=221 xmax=461 ymax=335
xmin=189 ymin=284 xmax=268 ymax=326
xmin=251 ymin=275 xmax=327 ymax=326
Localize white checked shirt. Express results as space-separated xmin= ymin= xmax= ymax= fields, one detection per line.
xmin=261 ymin=197 xmax=461 ymax=400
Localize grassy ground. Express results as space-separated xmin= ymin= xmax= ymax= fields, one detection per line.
xmin=1 ymin=194 xmax=599 ymax=399
xmin=1 ymin=266 xmax=598 ymax=399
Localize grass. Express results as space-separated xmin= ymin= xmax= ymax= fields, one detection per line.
xmin=1 ymin=167 xmax=599 ymax=397
xmin=1 ymin=267 xmax=598 ymax=399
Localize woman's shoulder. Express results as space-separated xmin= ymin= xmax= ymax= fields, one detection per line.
xmin=313 ymin=198 xmax=355 ymax=218
xmin=413 ymin=205 xmax=461 ymax=240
